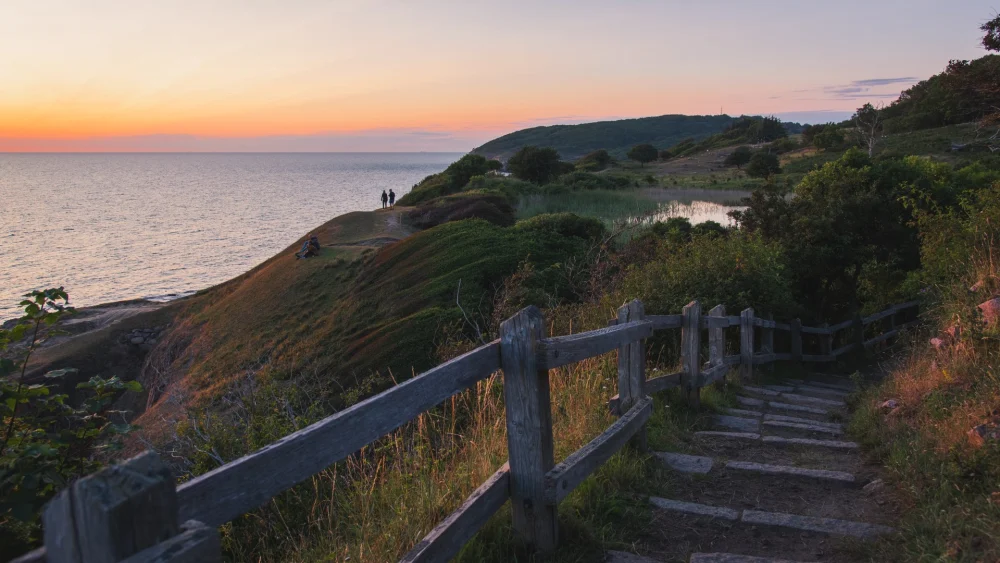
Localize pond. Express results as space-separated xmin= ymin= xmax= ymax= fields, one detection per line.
xmin=640 ymin=188 xmax=748 ymax=226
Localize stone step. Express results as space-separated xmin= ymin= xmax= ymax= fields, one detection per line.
xmin=736 ymin=396 xmax=765 ymax=409
xmin=741 ymin=509 xmax=895 ymax=538
xmin=724 ymin=460 xmax=856 ymax=485
xmin=690 ymin=554 xmax=818 ymax=563
xmin=606 ymin=551 xmax=660 ymax=563
xmin=762 ymin=385 xmax=795 ymax=392
xmin=763 ymin=413 xmax=843 ymax=431
xmin=778 ymin=393 xmax=845 ymax=408
xmin=762 ymin=420 xmax=843 ymax=436
xmin=802 ymin=381 xmax=855 ymax=392
xmin=766 ymin=401 xmax=830 ymax=416
xmin=762 ymin=436 xmax=859 ymax=450
xmin=648 ymin=496 xmax=739 ymax=521
xmin=712 ymin=415 xmax=760 ymax=433
xmin=694 ymin=431 xmax=761 ymax=443
xmin=725 ymin=408 xmax=764 ymax=418
xmin=656 ymin=452 xmax=714 ymax=474
xmin=795 ymin=385 xmax=849 ymax=398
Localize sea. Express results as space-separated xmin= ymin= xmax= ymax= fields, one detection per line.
xmin=0 ymin=153 xmax=744 ymax=321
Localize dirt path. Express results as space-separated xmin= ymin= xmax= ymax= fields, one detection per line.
xmin=608 ymin=374 xmax=897 ymax=563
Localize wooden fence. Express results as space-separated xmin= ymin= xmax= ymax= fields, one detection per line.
xmin=13 ymin=299 xmax=918 ymax=563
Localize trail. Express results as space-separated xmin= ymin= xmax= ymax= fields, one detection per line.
xmin=609 ymin=372 xmax=896 ymax=563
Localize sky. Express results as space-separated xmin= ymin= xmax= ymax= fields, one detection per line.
xmin=0 ymin=0 xmax=995 ymax=152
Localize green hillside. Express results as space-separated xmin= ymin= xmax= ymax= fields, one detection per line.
xmin=471 ymin=114 xmax=734 ymax=160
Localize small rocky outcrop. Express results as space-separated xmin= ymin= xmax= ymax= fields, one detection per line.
xmin=118 ymin=326 xmax=165 ymax=351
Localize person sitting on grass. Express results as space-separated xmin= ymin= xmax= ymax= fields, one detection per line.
xmin=295 ymin=234 xmax=320 ymax=259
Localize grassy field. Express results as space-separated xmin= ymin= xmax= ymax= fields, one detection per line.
xmin=516 ymin=190 xmax=661 ymax=224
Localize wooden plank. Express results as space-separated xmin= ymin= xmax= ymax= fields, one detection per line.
xmin=832 ymin=344 xmax=855 ymax=357
xmin=539 ymin=320 xmax=652 ymax=370
xmin=708 ymin=304 xmax=726 ymax=368
xmin=752 ymin=353 xmax=776 ymax=365
xmin=753 ymin=318 xmax=776 ymax=329
xmin=790 ymin=319 xmax=803 ymax=362
xmin=800 ymin=325 xmax=832 ymax=335
xmin=774 ymin=322 xmax=791 ymax=331
xmin=400 ymin=464 xmax=510 ymax=563
xmin=726 ymin=315 xmax=741 ymax=325
xmin=120 ymin=520 xmax=220 ymax=563
xmin=681 ymin=301 xmax=702 ymax=408
xmin=862 ymin=308 xmax=896 ymax=325
xmin=701 ymin=315 xmax=733 ymax=329
xmin=9 ymin=548 xmax=46 ymax=563
xmin=644 ymin=370 xmax=683 ymax=394
xmin=724 ymin=354 xmax=741 ymax=366
xmin=177 ymin=340 xmax=501 ymax=527
xmin=740 ymin=308 xmax=754 ymax=380
xmin=864 ymin=329 xmax=898 ymax=348
xmin=698 ymin=362 xmax=729 ymax=385
xmin=44 ymin=452 xmax=183 ymax=563
xmin=802 ymin=354 xmax=834 ymax=362
xmin=617 ymin=300 xmax=647 ymax=451
xmin=760 ymin=313 xmax=774 ymax=375
xmin=829 ymin=319 xmax=854 ymax=332
xmin=647 ymin=314 xmax=683 ymax=330
xmin=499 ymin=306 xmax=557 ymax=551
xmin=544 ymin=399 xmax=652 ymax=505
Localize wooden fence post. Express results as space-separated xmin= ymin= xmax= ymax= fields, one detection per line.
xmin=740 ymin=308 xmax=755 ymax=380
xmin=681 ymin=301 xmax=702 ymax=409
xmin=820 ymin=322 xmax=833 ymax=361
xmin=790 ymin=318 xmax=803 ymax=363
xmin=761 ymin=313 xmax=774 ymax=373
xmin=43 ymin=451 xmax=220 ymax=563
xmin=708 ymin=304 xmax=726 ymax=387
xmin=499 ymin=306 xmax=557 ymax=552
xmin=617 ymin=300 xmax=647 ymax=451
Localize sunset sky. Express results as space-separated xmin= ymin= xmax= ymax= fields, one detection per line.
xmin=1 ymin=0 xmax=994 ymax=152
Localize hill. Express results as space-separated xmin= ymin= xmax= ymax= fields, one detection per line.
xmin=471 ymin=114 xmax=735 ymax=160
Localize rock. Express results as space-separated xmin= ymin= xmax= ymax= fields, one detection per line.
xmin=146 ymin=338 xmax=157 ymax=346
xmin=863 ymin=478 xmax=885 ymax=493
xmin=979 ymin=298 xmax=1000 ymax=327
xmin=880 ymin=399 xmax=899 ymax=410
xmin=130 ymin=336 xmax=145 ymax=345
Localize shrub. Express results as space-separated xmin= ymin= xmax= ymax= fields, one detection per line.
xmin=627 ymin=144 xmax=658 ymax=166
xmin=576 ymin=149 xmax=612 ymax=171
xmin=745 ymin=152 xmax=782 ymax=178
xmin=513 ymin=212 xmax=606 ymax=242
xmin=508 ymin=146 xmax=564 ymax=184
xmin=723 ymin=146 xmax=753 ymax=169
xmin=813 ymin=127 xmax=846 ymax=150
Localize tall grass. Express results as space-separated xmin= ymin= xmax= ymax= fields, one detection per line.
xmin=516 ymin=191 xmax=660 ymax=224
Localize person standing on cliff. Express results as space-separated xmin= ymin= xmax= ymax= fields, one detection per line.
xmin=381 ymin=190 xmax=388 ymax=209
xmin=389 ymin=189 xmax=396 ymax=207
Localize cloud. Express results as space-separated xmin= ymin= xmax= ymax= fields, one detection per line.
xmin=819 ymin=76 xmax=920 ymax=100
xmin=851 ymin=77 xmax=920 ymax=87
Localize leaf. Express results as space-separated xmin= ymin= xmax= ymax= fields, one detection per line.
xmin=45 ymin=368 xmax=78 ymax=379
xmin=124 ymin=381 xmax=143 ymax=392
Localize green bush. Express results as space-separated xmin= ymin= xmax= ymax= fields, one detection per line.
xmin=575 ymin=149 xmax=612 ymax=171
xmin=508 ymin=146 xmax=564 ymax=184
xmin=746 ymin=152 xmax=782 ymax=178
xmin=513 ymin=212 xmax=606 ymax=242
xmin=622 ymin=234 xmax=796 ymax=316
xmin=723 ymin=146 xmax=753 ymax=169
xmin=627 ymin=144 xmax=658 ymax=166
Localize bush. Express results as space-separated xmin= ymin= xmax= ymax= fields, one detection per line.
xmin=508 ymin=146 xmax=564 ymax=184
xmin=745 ymin=152 xmax=782 ymax=178
xmin=723 ymin=146 xmax=753 ymax=169
xmin=514 ymin=212 xmax=606 ymax=242
xmin=622 ymin=234 xmax=796 ymax=316
xmin=575 ymin=149 xmax=612 ymax=171
xmin=405 ymin=194 xmax=516 ymax=229
xmin=813 ymin=127 xmax=846 ymax=150
xmin=627 ymin=144 xmax=658 ymax=166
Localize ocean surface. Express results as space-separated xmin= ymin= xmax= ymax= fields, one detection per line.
xmin=0 ymin=153 xmax=461 ymax=320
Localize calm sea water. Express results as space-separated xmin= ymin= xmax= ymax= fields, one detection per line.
xmin=0 ymin=153 xmax=461 ymax=320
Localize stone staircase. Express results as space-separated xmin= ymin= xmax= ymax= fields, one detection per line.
xmin=607 ymin=375 xmax=895 ymax=563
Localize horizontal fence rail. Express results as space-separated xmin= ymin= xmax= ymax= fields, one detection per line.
xmin=20 ymin=299 xmax=919 ymax=563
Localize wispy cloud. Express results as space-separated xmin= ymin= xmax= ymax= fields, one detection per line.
xmin=820 ymin=76 xmax=919 ymax=100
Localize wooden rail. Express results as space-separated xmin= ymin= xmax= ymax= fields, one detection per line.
xmin=19 ymin=299 xmax=918 ymax=563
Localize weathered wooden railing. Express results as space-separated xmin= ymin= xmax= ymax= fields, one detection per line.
xmin=13 ymin=299 xmax=918 ymax=563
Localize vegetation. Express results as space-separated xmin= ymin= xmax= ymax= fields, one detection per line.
xmin=745 ymin=152 xmax=781 ymax=178
xmin=723 ymin=145 xmax=753 ymax=169
xmin=398 ymin=154 xmax=502 ymax=206
xmin=575 ymin=149 xmax=612 ymax=171
xmin=0 ymin=290 xmax=142 ymax=558
xmin=507 ymin=145 xmax=565 ymax=184
xmin=627 ymin=144 xmax=658 ymax=166
xmin=663 ymin=116 xmax=795 ymax=159
xmin=471 ymin=114 xmax=737 ymax=160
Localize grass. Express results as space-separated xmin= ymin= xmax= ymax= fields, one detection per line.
xmin=185 ymin=300 xmax=739 ymax=562
xmin=657 ymin=173 xmax=763 ymax=191
xmin=516 ymin=190 xmax=661 ymax=225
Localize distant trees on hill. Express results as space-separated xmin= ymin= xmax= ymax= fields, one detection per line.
xmin=508 ymin=146 xmax=564 ymax=184
xmin=724 ymin=146 xmax=753 ymax=169
xmin=627 ymin=144 xmax=658 ymax=166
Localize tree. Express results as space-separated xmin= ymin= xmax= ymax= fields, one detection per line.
xmin=983 ymin=13 xmax=1000 ymax=51
xmin=724 ymin=146 xmax=753 ymax=169
xmin=853 ymin=103 xmax=884 ymax=157
xmin=576 ymin=149 xmax=611 ymax=171
xmin=507 ymin=146 xmax=563 ymax=184
xmin=627 ymin=144 xmax=658 ymax=167
xmin=813 ymin=127 xmax=846 ymax=151
xmin=745 ymin=152 xmax=781 ymax=178
xmin=802 ymin=124 xmax=827 ymax=145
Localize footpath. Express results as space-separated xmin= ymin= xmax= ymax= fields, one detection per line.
xmin=609 ymin=373 xmax=896 ymax=563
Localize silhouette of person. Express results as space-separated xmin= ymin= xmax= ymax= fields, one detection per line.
xmin=389 ymin=189 xmax=396 ymax=207
xmin=381 ymin=190 xmax=388 ymax=209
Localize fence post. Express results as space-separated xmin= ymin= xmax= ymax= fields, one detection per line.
xmin=708 ymin=304 xmax=726 ymax=387
xmin=761 ymin=313 xmax=774 ymax=373
xmin=499 ymin=306 xmax=557 ymax=552
xmin=790 ymin=318 xmax=803 ymax=363
xmin=681 ymin=300 xmax=702 ymax=409
xmin=853 ymin=313 xmax=865 ymax=356
xmin=820 ymin=322 xmax=833 ymax=361
xmin=43 ymin=451 xmax=220 ymax=563
xmin=617 ymin=300 xmax=647 ymax=450
xmin=740 ymin=308 xmax=755 ymax=380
